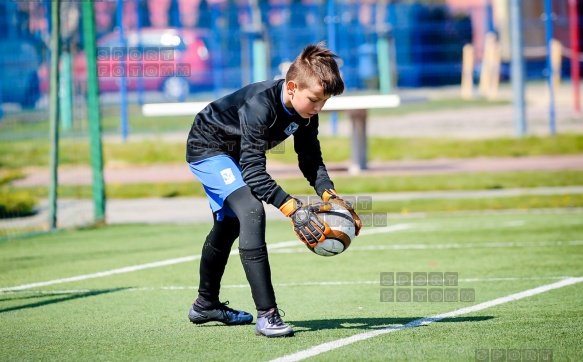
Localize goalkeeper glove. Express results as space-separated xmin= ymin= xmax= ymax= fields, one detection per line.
xmin=322 ymin=189 xmax=362 ymax=235
xmin=279 ymin=197 xmax=332 ymax=248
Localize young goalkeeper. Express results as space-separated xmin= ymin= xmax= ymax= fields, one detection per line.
xmin=185 ymin=43 xmax=362 ymax=337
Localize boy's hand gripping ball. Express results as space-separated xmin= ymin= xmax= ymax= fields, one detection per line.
xmin=322 ymin=189 xmax=362 ymax=236
xmin=279 ymin=198 xmax=332 ymax=248
xmin=280 ymin=196 xmax=359 ymax=257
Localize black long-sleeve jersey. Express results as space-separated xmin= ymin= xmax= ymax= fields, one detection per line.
xmin=186 ymin=79 xmax=334 ymax=208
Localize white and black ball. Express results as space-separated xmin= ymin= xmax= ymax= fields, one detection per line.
xmin=310 ymin=203 xmax=356 ymax=257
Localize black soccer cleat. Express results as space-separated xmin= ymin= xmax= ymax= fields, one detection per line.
xmin=188 ymin=300 xmax=253 ymax=326
xmin=255 ymin=308 xmax=294 ymax=338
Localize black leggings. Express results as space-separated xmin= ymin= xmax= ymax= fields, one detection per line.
xmin=197 ymin=186 xmax=276 ymax=311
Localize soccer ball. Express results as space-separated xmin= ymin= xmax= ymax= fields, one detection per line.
xmin=310 ymin=203 xmax=356 ymax=257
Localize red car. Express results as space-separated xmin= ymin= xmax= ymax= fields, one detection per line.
xmin=41 ymin=27 xmax=213 ymax=101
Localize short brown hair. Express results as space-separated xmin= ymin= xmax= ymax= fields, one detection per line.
xmin=286 ymin=42 xmax=344 ymax=96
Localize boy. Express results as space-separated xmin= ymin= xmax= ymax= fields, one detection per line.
xmin=186 ymin=43 xmax=362 ymax=338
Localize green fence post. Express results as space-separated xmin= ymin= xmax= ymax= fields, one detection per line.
xmin=48 ymin=0 xmax=61 ymax=230
xmin=81 ymin=1 xmax=106 ymax=224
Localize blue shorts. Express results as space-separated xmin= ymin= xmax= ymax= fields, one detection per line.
xmin=188 ymin=155 xmax=247 ymax=221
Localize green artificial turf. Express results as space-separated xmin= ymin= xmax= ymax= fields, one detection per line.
xmin=1 ymin=211 xmax=582 ymax=361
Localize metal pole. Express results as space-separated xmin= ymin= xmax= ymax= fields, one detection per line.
xmin=485 ymin=0 xmax=495 ymax=33
xmin=210 ymin=3 xmax=223 ymax=97
xmin=250 ymin=0 xmax=267 ymax=82
xmin=82 ymin=1 xmax=106 ymax=224
xmin=327 ymin=0 xmax=338 ymax=135
xmin=510 ymin=0 xmax=527 ymax=136
xmin=569 ymin=0 xmax=580 ymax=114
xmin=0 ymin=79 xmax=3 ymax=121
xmin=376 ymin=0 xmax=392 ymax=94
xmin=135 ymin=0 xmax=144 ymax=106
xmin=117 ymin=0 xmax=129 ymax=141
xmin=59 ymin=51 xmax=73 ymax=131
xmin=544 ymin=0 xmax=556 ymax=135
xmin=48 ymin=0 xmax=61 ymax=230
xmin=326 ymin=0 xmax=337 ymax=51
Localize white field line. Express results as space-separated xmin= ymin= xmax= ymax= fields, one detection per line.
xmin=270 ymin=277 xmax=583 ymax=362
xmin=0 ymin=255 xmax=201 ymax=292
xmin=357 ymin=223 xmax=412 ymax=235
xmin=0 ymin=224 xmax=411 ymax=292
xmin=347 ymin=240 xmax=583 ymax=251
xmin=411 ymin=220 xmax=526 ymax=230
xmin=2 ymin=276 xmax=577 ymax=295
xmin=0 ymin=246 xmax=247 ymax=293
xmin=267 ymin=240 xmax=583 ymax=254
xmin=1 ymin=221 xmax=581 ymax=293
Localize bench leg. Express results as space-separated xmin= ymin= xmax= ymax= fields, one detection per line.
xmin=347 ymin=109 xmax=367 ymax=174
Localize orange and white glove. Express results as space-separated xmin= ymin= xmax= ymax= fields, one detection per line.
xmin=279 ymin=197 xmax=332 ymax=248
xmin=322 ymin=189 xmax=362 ymax=235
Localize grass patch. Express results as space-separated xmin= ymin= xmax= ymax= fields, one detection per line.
xmin=0 ymin=139 xmax=187 ymax=169
xmin=269 ymin=134 xmax=583 ymax=164
xmin=1 ymin=134 xmax=582 ymax=169
xmin=0 ymin=170 xmax=25 ymax=185
xmin=0 ymin=105 xmax=194 ymax=139
xmin=366 ymin=97 xmax=510 ymax=116
xmin=0 ymin=188 xmax=37 ymax=218
xmin=1 ymin=171 xmax=37 ymax=220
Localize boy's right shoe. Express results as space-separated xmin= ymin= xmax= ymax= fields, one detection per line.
xmin=255 ymin=308 xmax=295 ymax=338
xmin=189 ymin=300 xmax=253 ymax=326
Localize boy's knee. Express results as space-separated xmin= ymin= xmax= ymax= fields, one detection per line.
xmin=202 ymin=242 xmax=231 ymax=264
xmin=239 ymin=245 xmax=268 ymax=262
xmin=240 ymin=198 xmax=265 ymax=217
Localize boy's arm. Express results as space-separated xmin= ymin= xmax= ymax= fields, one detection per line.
xmin=238 ymin=103 xmax=290 ymax=208
xmin=293 ymin=116 xmax=334 ymax=198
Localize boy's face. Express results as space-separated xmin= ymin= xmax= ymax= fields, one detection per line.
xmin=287 ymin=81 xmax=331 ymax=119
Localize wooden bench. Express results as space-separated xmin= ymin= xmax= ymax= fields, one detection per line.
xmin=142 ymin=94 xmax=400 ymax=174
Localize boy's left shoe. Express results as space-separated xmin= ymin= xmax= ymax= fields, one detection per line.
xmin=255 ymin=308 xmax=294 ymax=338
xmin=189 ymin=301 xmax=253 ymax=325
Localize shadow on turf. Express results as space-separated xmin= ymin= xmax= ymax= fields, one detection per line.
xmin=0 ymin=288 xmax=129 ymax=313
xmin=290 ymin=316 xmax=493 ymax=333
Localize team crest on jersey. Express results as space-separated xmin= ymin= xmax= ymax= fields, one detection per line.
xmin=284 ymin=122 xmax=299 ymax=135
xmin=220 ymin=168 xmax=236 ymax=185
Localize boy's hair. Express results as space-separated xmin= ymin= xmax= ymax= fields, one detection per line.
xmin=286 ymin=42 xmax=344 ymax=96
